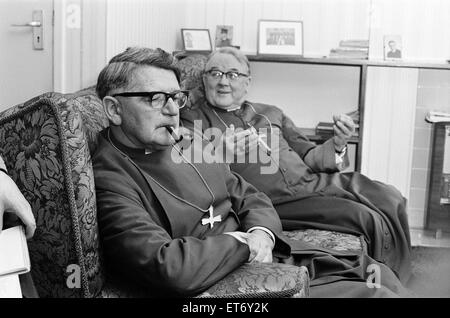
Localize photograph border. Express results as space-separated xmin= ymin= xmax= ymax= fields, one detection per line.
xmin=215 ymin=25 xmax=234 ymax=48
xmin=383 ymin=34 xmax=402 ymax=61
xmin=181 ymin=28 xmax=213 ymax=52
xmin=257 ymin=19 xmax=304 ymax=57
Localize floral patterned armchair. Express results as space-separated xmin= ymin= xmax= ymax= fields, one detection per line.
xmin=0 ymin=55 xmax=364 ymax=298
xmin=0 ymin=88 xmax=309 ymax=298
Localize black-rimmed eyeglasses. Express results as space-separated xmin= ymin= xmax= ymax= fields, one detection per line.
xmin=112 ymin=90 xmax=189 ymax=109
xmin=204 ymin=70 xmax=249 ymax=81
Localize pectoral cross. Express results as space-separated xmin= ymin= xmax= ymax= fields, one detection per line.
xmin=201 ymin=205 xmax=221 ymax=229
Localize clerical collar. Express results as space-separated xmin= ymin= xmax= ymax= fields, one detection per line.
xmin=207 ymin=102 xmax=241 ymax=113
xmin=106 ymin=128 xmax=154 ymax=157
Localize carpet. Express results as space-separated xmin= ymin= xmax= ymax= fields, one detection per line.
xmin=406 ymin=246 xmax=450 ymax=297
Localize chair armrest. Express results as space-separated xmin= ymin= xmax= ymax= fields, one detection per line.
xmin=197 ymin=262 xmax=309 ymax=298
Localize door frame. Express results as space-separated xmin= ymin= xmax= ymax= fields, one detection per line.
xmin=54 ymin=0 xmax=106 ymax=93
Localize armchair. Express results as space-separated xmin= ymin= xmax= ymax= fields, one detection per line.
xmin=0 ymin=56 xmax=364 ymax=298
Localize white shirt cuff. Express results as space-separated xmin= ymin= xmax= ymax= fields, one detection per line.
xmin=224 ymin=231 xmax=249 ymax=244
xmin=247 ymin=226 xmax=275 ymax=244
xmin=335 ymin=146 xmax=347 ymax=165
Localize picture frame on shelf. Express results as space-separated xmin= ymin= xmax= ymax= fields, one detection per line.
xmin=257 ymin=20 xmax=303 ymax=57
xmin=181 ymin=28 xmax=212 ymax=52
xmin=215 ymin=25 xmax=234 ymax=48
xmin=383 ymin=35 xmax=402 ymax=60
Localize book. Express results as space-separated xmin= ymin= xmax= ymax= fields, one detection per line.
xmin=0 ymin=274 xmax=22 ymax=298
xmin=338 ymin=40 xmax=369 ymax=48
xmin=0 ymin=226 xmax=30 ymax=277
xmin=425 ymin=111 xmax=450 ymax=123
xmin=316 ymin=121 xmax=360 ymax=135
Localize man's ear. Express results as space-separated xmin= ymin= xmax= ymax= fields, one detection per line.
xmin=202 ymin=74 xmax=207 ymax=89
xmin=244 ymin=76 xmax=252 ymax=95
xmin=103 ymin=96 xmax=122 ymax=125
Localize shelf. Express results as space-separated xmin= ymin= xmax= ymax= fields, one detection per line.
xmin=174 ymin=50 xmax=450 ymax=70
xmin=247 ymin=54 xmax=450 ymax=70
xmin=299 ymin=128 xmax=359 ymax=144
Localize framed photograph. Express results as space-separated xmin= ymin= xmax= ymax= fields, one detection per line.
xmin=181 ymin=28 xmax=212 ymax=52
xmin=257 ymin=20 xmax=303 ymax=56
xmin=384 ymin=35 xmax=402 ymax=60
xmin=215 ymin=25 xmax=233 ymax=48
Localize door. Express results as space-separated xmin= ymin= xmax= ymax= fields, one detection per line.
xmin=0 ymin=0 xmax=53 ymax=111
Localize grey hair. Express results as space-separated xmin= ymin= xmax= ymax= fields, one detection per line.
xmin=205 ymin=47 xmax=251 ymax=75
xmin=96 ymin=47 xmax=181 ymax=99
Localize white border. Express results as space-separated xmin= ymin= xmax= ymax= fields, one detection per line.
xmin=258 ymin=20 xmax=303 ymax=56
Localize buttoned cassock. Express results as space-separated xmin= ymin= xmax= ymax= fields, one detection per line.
xmin=92 ymin=129 xmax=291 ymax=296
xmin=181 ymin=101 xmax=412 ymax=283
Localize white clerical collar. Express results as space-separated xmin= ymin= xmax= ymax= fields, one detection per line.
xmin=226 ymin=105 xmax=241 ymax=112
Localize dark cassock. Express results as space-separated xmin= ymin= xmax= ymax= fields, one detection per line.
xmin=180 ymin=100 xmax=413 ymax=284
xmin=92 ymin=128 xmax=410 ymax=297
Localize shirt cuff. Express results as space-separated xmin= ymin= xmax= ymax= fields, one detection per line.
xmin=335 ymin=146 xmax=347 ymax=165
xmin=0 ymin=155 xmax=7 ymax=174
xmin=247 ymin=226 xmax=275 ymax=244
xmin=224 ymin=232 xmax=249 ymax=244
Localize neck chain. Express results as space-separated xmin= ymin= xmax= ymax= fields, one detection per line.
xmin=211 ymin=107 xmax=232 ymax=130
xmin=107 ymin=129 xmax=220 ymax=227
xmin=210 ymin=103 xmax=276 ymax=160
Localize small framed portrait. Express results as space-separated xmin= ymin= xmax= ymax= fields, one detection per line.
xmin=257 ymin=20 xmax=303 ymax=56
xmin=215 ymin=25 xmax=233 ymax=48
xmin=181 ymin=28 xmax=212 ymax=52
xmin=384 ymin=35 xmax=402 ymax=60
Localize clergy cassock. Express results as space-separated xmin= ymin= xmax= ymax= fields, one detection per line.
xmin=93 ymin=128 xmax=410 ymax=298
xmin=92 ymin=128 xmax=290 ymax=296
xmin=180 ymin=101 xmax=412 ymax=284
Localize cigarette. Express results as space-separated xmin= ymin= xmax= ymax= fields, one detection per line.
xmin=249 ymin=126 xmax=271 ymax=155
xmin=166 ymin=126 xmax=183 ymax=142
xmin=257 ymin=136 xmax=272 ymax=155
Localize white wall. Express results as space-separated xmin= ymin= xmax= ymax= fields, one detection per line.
xmin=104 ymin=0 xmax=371 ymax=58
xmin=76 ymin=0 xmax=450 ymax=88
xmin=369 ymin=0 xmax=450 ymax=61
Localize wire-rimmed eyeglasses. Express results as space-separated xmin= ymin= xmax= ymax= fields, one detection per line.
xmin=204 ymin=70 xmax=249 ymax=82
xmin=112 ymin=90 xmax=189 ymax=109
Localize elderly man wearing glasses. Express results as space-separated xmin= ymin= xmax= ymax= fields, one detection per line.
xmin=180 ymin=47 xmax=412 ymax=285
xmin=92 ymin=47 xmax=296 ymax=296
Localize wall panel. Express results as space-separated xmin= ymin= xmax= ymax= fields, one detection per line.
xmin=362 ymin=67 xmax=418 ymax=203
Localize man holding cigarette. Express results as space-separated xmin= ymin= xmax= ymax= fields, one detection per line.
xmin=180 ymin=47 xmax=412 ymax=284
xmin=92 ymin=47 xmax=294 ymax=296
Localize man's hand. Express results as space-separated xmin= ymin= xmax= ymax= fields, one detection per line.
xmin=246 ymin=229 xmax=274 ymax=263
xmin=0 ymin=173 xmax=36 ymax=239
xmin=217 ymin=124 xmax=259 ymax=160
xmin=332 ymin=114 xmax=356 ymax=151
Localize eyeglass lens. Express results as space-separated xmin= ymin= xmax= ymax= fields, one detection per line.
xmin=152 ymin=92 xmax=187 ymax=108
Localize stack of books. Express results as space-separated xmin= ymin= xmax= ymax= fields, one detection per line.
xmin=329 ymin=40 xmax=369 ymax=59
xmin=316 ymin=111 xmax=360 ymax=139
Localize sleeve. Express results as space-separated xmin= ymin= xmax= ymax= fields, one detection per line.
xmin=0 ymin=154 xmax=7 ymax=173
xmin=95 ymin=174 xmax=250 ymax=296
xmin=220 ymin=165 xmax=291 ymax=257
xmin=281 ymin=112 xmax=348 ymax=172
xmin=303 ymin=138 xmax=350 ymax=172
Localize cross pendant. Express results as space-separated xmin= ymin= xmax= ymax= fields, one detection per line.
xmin=201 ymin=205 xmax=221 ymax=229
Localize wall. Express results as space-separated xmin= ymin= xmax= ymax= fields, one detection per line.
xmin=103 ymin=0 xmax=370 ymax=59
xmin=361 ymin=67 xmax=418 ymax=201
xmin=247 ymin=62 xmax=360 ymax=128
xmin=409 ymin=69 xmax=450 ymax=228
xmin=369 ymin=0 xmax=450 ymax=62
